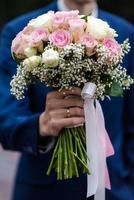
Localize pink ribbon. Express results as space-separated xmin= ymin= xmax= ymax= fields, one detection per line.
xmin=81 ymin=83 xmax=115 ymax=200
xmin=96 ymin=100 xmax=114 ymax=190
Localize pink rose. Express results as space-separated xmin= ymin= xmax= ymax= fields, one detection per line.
xmin=52 ymin=12 xmax=69 ymax=30
xmin=69 ymin=19 xmax=86 ymax=42
xmin=103 ymin=38 xmax=121 ymax=56
xmin=22 ymin=26 xmax=33 ymax=35
xmin=52 ymin=11 xmax=79 ymax=30
xmin=11 ymin=32 xmax=23 ymax=55
xmin=49 ymin=30 xmax=72 ymax=48
xmin=80 ymin=34 xmax=97 ymax=48
xmin=11 ymin=31 xmax=28 ymax=57
xmin=64 ymin=10 xmax=79 ymax=21
xmin=69 ymin=18 xmax=86 ymax=31
xmin=11 ymin=27 xmax=49 ymax=57
xmin=27 ymin=28 xmax=49 ymax=47
xmin=53 ymin=12 xmax=66 ymax=25
xmin=80 ymin=34 xmax=97 ymax=56
xmin=54 ymin=10 xmax=79 ymax=21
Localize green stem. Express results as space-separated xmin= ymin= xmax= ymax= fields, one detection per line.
xmin=72 ymin=127 xmax=90 ymax=174
xmin=71 ymin=128 xmax=86 ymax=163
xmin=65 ymin=129 xmax=73 ymax=179
xmin=47 ymin=125 xmax=89 ymax=180
xmin=77 ymin=137 xmax=86 ymax=162
xmin=46 ymin=138 xmax=60 ymax=176
xmin=79 ymin=127 xmax=86 ymax=145
xmin=73 ymin=128 xmax=78 ymax=155
xmin=72 ymin=152 xmax=90 ymax=174
xmin=63 ymin=130 xmax=68 ymax=179
xmin=67 ymin=128 xmax=79 ymax=178
xmin=57 ymin=135 xmax=62 ymax=180
xmin=77 ymin=131 xmax=90 ymax=163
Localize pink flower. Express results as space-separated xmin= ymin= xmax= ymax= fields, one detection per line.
xmin=52 ymin=11 xmax=79 ymax=30
xmin=11 ymin=31 xmax=28 ymax=57
xmin=69 ymin=19 xmax=86 ymax=42
xmin=27 ymin=28 xmax=49 ymax=47
xmin=80 ymin=34 xmax=97 ymax=48
xmin=64 ymin=10 xmax=79 ymax=20
xmin=53 ymin=10 xmax=79 ymax=21
xmin=103 ymin=38 xmax=121 ymax=56
xmin=69 ymin=18 xmax=86 ymax=31
xmin=52 ymin=12 xmax=69 ymax=30
xmin=80 ymin=34 xmax=97 ymax=56
xmin=11 ymin=27 xmax=49 ymax=57
xmin=49 ymin=30 xmax=72 ymax=48
xmin=22 ymin=26 xmax=33 ymax=35
xmin=11 ymin=32 xmax=23 ymax=54
xmin=53 ymin=12 xmax=66 ymax=25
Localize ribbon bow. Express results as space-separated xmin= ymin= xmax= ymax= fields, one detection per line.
xmin=81 ymin=83 xmax=115 ymax=200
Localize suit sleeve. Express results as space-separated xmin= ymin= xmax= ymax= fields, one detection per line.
xmin=124 ymin=30 xmax=134 ymax=175
xmin=0 ymin=24 xmax=41 ymax=154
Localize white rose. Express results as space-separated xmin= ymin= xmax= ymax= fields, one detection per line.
xmin=24 ymin=47 xmax=37 ymax=57
xmin=23 ymin=56 xmax=41 ymax=71
xmin=28 ymin=12 xmax=54 ymax=31
xmin=42 ymin=49 xmax=59 ymax=68
xmin=86 ymin=16 xmax=118 ymax=40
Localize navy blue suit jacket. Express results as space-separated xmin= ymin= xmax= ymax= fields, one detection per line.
xmin=0 ymin=1 xmax=134 ymax=200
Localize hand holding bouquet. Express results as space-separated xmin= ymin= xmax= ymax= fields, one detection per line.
xmin=10 ymin=10 xmax=133 ymax=199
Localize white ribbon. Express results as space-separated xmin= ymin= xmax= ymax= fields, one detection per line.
xmin=81 ymin=82 xmax=114 ymax=200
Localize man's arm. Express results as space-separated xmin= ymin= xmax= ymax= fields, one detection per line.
xmin=0 ymin=24 xmax=42 ymax=154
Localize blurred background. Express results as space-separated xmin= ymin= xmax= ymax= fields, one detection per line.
xmin=0 ymin=0 xmax=134 ymax=200
xmin=0 ymin=0 xmax=134 ymax=29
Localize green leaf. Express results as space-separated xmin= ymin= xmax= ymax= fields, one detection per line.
xmin=81 ymin=11 xmax=92 ymax=21
xmin=106 ymin=82 xmax=123 ymax=97
xmin=81 ymin=15 xmax=88 ymax=22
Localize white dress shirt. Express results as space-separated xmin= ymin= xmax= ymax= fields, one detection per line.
xmin=57 ymin=0 xmax=98 ymax=18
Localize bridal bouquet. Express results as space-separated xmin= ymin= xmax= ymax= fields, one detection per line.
xmin=11 ymin=10 xmax=133 ymax=188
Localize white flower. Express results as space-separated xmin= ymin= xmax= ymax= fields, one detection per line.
xmin=86 ymin=16 xmax=118 ymax=40
xmin=24 ymin=47 xmax=37 ymax=57
xmin=23 ymin=56 xmax=41 ymax=71
xmin=42 ymin=49 xmax=59 ymax=68
xmin=28 ymin=12 xmax=54 ymax=31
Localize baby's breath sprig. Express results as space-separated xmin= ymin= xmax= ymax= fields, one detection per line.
xmin=10 ymin=42 xmax=133 ymax=100
xmin=10 ymin=65 xmax=32 ymax=99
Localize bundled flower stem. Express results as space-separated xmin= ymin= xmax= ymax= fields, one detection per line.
xmin=47 ymin=126 xmax=90 ymax=180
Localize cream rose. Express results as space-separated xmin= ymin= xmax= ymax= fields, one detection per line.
xmin=23 ymin=56 xmax=41 ymax=71
xmin=28 ymin=12 xmax=54 ymax=31
xmin=86 ymin=16 xmax=118 ymax=40
xmin=24 ymin=47 xmax=37 ymax=57
xmin=42 ymin=49 xmax=59 ymax=68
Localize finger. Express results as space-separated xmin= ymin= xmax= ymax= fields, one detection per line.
xmin=50 ymin=108 xmax=85 ymax=118
xmin=57 ymin=117 xmax=85 ymax=129
xmin=46 ymin=98 xmax=84 ymax=110
xmin=47 ymin=87 xmax=82 ymax=100
xmin=60 ymin=87 xmax=82 ymax=97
